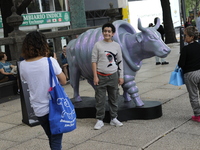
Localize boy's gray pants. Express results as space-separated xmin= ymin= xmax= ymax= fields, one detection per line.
xmin=95 ymin=72 xmax=119 ymax=120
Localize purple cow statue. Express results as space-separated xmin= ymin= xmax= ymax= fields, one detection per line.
xmin=66 ymin=18 xmax=171 ymax=107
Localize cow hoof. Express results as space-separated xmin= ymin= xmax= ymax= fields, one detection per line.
xmin=133 ymin=97 xmax=144 ymax=107
xmin=123 ymin=93 xmax=132 ymax=102
xmin=136 ymin=103 xmax=144 ymax=107
xmin=74 ymin=96 xmax=82 ymax=103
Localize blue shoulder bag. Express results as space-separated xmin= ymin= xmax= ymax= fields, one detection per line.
xmin=169 ymin=65 xmax=185 ymax=86
xmin=48 ymin=58 xmax=76 ymax=135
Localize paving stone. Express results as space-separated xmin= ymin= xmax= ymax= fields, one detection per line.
xmin=1 ymin=43 xmax=199 ymax=150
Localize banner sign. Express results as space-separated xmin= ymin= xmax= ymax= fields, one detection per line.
xmin=0 ymin=11 xmax=70 ymax=28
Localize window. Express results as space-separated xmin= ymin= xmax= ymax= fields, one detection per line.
xmin=27 ymin=0 xmax=40 ymax=13
xmin=24 ymin=0 xmax=67 ymax=14
xmin=42 ymin=0 xmax=54 ymax=12
xmin=54 ymin=0 xmax=66 ymax=11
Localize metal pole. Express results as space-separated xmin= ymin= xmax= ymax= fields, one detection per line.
xmin=181 ymin=0 xmax=186 ymax=24
xmin=179 ymin=27 xmax=184 ymax=52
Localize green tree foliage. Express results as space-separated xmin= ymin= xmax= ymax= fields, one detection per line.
xmin=185 ymin=0 xmax=200 ymax=18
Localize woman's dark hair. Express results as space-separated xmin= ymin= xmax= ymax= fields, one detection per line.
xmin=102 ymin=23 xmax=116 ymax=33
xmin=0 ymin=52 xmax=5 ymax=60
xmin=22 ymin=31 xmax=50 ymax=59
xmin=184 ymin=26 xmax=199 ymax=41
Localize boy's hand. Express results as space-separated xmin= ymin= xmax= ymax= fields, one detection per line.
xmin=118 ymin=78 xmax=124 ymax=86
xmin=93 ymin=76 xmax=99 ymax=85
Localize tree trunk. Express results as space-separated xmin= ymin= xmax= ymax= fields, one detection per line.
xmin=160 ymin=0 xmax=177 ymax=44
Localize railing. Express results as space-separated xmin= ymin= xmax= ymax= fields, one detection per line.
xmin=0 ymin=25 xmax=100 ymax=65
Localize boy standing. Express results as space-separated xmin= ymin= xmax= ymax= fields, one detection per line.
xmin=92 ymin=23 xmax=124 ymax=130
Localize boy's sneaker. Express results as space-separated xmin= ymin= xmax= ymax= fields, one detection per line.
xmin=94 ymin=120 xmax=104 ymax=130
xmin=192 ymin=116 xmax=200 ymax=122
xmin=110 ymin=118 xmax=123 ymax=127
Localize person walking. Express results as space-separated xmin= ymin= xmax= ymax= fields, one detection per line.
xmin=178 ymin=26 xmax=200 ymax=122
xmin=92 ymin=23 xmax=124 ymax=130
xmin=20 ymin=31 xmax=66 ymax=149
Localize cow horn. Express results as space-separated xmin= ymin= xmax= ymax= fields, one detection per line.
xmin=138 ymin=18 xmax=146 ymax=32
xmin=154 ymin=18 xmax=160 ymax=29
xmin=138 ymin=18 xmax=146 ymax=31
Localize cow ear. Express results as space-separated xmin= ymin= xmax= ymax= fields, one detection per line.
xmin=136 ymin=34 xmax=143 ymax=43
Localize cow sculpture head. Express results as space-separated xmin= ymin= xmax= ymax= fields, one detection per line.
xmin=112 ymin=18 xmax=171 ymax=72
xmin=136 ymin=18 xmax=171 ymax=59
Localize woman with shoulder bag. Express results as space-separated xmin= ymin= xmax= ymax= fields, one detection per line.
xmin=178 ymin=26 xmax=200 ymax=122
xmin=20 ymin=31 xmax=66 ymax=150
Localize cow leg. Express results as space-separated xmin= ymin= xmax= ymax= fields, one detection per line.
xmin=123 ymin=92 xmax=132 ymax=102
xmin=87 ymin=79 xmax=96 ymax=90
xmin=69 ymin=66 xmax=82 ymax=102
xmin=131 ymin=93 xmax=144 ymax=107
xmin=123 ymin=75 xmax=144 ymax=106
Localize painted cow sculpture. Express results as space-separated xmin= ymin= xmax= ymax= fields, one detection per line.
xmin=66 ymin=18 xmax=171 ymax=106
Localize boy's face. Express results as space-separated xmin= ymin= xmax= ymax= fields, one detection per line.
xmin=102 ymin=27 xmax=114 ymax=42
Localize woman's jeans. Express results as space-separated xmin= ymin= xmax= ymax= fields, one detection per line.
xmin=37 ymin=114 xmax=63 ymax=150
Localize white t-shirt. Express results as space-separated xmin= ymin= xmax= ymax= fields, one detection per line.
xmin=19 ymin=57 xmax=62 ymax=117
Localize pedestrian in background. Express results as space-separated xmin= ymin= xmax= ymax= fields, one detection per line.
xmin=0 ymin=52 xmax=20 ymax=93
xmin=60 ymin=45 xmax=69 ymax=81
xmin=0 ymin=52 xmax=18 ymax=80
xmin=178 ymin=26 xmax=200 ymax=122
xmin=148 ymin=23 xmax=153 ymax=27
xmin=154 ymin=17 xmax=169 ymax=65
xmin=184 ymin=17 xmax=192 ymax=28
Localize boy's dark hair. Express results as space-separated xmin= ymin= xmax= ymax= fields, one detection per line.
xmin=0 ymin=52 xmax=5 ymax=60
xmin=102 ymin=23 xmax=116 ymax=33
xmin=22 ymin=31 xmax=50 ymax=59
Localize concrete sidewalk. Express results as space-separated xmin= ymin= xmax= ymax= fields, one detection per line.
xmin=0 ymin=42 xmax=199 ymax=150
